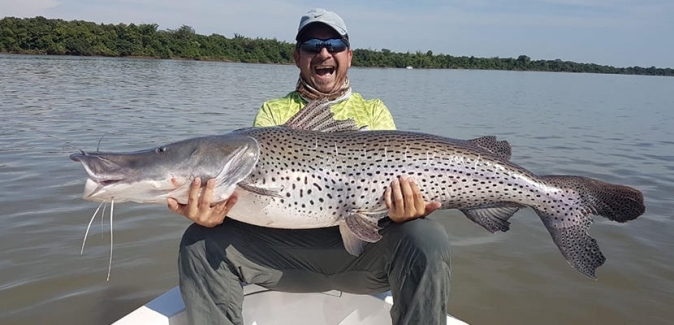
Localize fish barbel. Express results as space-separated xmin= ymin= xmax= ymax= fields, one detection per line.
xmin=70 ymin=100 xmax=645 ymax=278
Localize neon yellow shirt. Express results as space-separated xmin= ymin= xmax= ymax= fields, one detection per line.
xmin=253 ymin=91 xmax=397 ymax=131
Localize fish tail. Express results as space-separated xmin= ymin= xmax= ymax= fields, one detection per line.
xmin=541 ymin=175 xmax=645 ymax=222
xmin=534 ymin=176 xmax=645 ymax=278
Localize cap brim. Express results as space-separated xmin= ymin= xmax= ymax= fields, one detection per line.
xmin=296 ymin=22 xmax=348 ymax=42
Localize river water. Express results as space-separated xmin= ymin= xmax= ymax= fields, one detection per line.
xmin=0 ymin=54 xmax=672 ymax=324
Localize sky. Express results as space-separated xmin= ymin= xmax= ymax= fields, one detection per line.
xmin=2 ymin=0 xmax=672 ymax=68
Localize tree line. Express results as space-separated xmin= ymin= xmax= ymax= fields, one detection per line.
xmin=1 ymin=16 xmax=671 ymax=76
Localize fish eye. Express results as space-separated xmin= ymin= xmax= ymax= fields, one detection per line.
xmin=156 ymin=147 xmax=167 ymax=153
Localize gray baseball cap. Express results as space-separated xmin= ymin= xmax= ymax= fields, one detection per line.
xmin=295 ymin=8 xmax=349 ymax=42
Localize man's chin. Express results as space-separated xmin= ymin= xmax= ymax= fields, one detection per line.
xmin=311 ymin=72 xmax=348 ymax=92
xmin=312 ymin=81 xmax=336 ymax=93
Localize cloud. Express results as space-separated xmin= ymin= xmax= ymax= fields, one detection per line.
xmin=0 ymin=0 xmax=61 ymax=17
xmin=19 ymin=0 xmax=305 ymax=40
xmin=347 ymin=0 xmax=669 ymax=29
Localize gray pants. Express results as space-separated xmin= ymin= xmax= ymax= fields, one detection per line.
xmin=178 ymin=218 xmax=452 ymax=325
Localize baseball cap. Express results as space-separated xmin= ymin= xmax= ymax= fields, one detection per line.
xmin=295 ymin=8 xmax=349 ymax=42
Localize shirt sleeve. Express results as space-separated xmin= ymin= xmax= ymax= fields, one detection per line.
xmin=368 ymin=99 xmax=397 ymax=131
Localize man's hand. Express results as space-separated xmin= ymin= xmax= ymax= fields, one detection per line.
xmin=167 ymin=177 xmax=238 ymax=227
xmin=385 ymin=175 xmax=441 ymax=223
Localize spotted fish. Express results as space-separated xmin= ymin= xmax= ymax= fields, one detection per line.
xmin=70 ymin=100 xmax=645 ymax=278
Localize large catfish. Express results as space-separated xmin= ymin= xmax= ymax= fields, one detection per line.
xmin=71 ymin=100 xmax=645 ymax=278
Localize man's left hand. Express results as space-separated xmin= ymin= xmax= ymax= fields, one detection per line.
xmin=385 ymin=175 xmax=441 ymax=222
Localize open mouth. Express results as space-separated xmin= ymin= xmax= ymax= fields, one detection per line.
xmin=82 ymin=171 xmax=125 ymax=186
xmin=315 ymin=67 xmax=335 ymax=76
xmin=97 ymin=179 xmax=122 ymax=186
xmin=70 ymin=154 xmax=126 ymax=186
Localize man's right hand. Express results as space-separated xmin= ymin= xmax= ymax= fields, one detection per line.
xmin=167 ymin=177 xmax=238 ymax=227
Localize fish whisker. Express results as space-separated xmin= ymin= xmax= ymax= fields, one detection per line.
xmin=81 ymin=202 xmax=105 ymax=255
xmin=96 ymin=134 xmax=106 ymax=152
xmin=107 ymin=198 xmax=114 ymax=282
xmin=101 ymin=204 xmax=107 ymax=241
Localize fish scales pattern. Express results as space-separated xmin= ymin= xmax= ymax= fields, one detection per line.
xmin=233 ymin=127 xmax=636 ymax=277
xmin=238 ymin=127 xmax=576 ymax=222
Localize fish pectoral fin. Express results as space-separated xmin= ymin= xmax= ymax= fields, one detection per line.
xmin=215 ymin=144 xmax=258 ymax=185
xmin=341 ymin=212 xmax=384 ymax=256
xmin=237 ymin=181 xmax=283 ymax=198
xmin=461 ymin=206 xmax=520 ymax=233
xmin=536 ymin=209 xmax=604 ymax=279
xmin=212 ymin=141 xmax=259 ymax=200
xmin=339 ymin=222 xmax=366 ymax=256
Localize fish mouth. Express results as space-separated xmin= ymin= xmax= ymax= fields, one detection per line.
xmin=93 ymin=178 xmax=123 ymax=186
xmin=70 ymin=152 xmax=128 ymax=186
xmin=84 ymin=173 xmax=129 ymax=188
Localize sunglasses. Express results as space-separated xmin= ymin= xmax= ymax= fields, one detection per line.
xmin=298 ymin=38 xmax=349 ymax=54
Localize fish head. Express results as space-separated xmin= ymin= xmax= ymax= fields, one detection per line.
xmin=70 ymin=134 xmax=259 ymax=204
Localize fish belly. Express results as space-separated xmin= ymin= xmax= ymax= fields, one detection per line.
xmin=227 ymin=189 xmax=344 ymax=229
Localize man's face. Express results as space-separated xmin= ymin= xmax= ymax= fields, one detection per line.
xmin=294 ymin=24 xmax=353 ymax=93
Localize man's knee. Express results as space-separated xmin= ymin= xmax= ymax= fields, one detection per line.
xmin=385 ymin=218 xmax=452 ymax=265
xmin=180 ymin=221 xmax=257 ymax=275
xmin=180 ymin=222 xmax=206 ymax=248
xmin=179 ymin=223 xmax=210 ymax=273
xmin=384 ymin=219 xmax=452 ymax=324
xmin=179 ymin=223 xmax=238 ymax=268
xmin=180 ymin=221 xmax=242 ymax=249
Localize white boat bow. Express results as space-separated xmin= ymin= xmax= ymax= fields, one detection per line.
xmin=113 ymin=285 xmax=468 ymax=325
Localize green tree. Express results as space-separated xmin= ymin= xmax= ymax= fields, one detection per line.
xmin=1 ymin=16 xmax=671 ymax=76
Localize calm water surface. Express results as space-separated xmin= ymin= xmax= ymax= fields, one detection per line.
xmin=1 ymin=54 xmax=673 ymax=324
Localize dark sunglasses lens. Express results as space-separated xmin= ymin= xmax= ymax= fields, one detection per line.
xmin=300 ymin=39 xmax=347 ymax=53
xmin=299 ymin=40 xmax=319 ymax=53
xmin=327 ymin=39 xmax=347 ymax=52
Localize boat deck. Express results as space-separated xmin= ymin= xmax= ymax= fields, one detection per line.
xmin=114 ymin=285 xmax=468 ymax=325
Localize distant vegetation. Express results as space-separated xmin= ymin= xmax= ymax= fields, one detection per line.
xmin=1 ymin=16 xmax=672 ymax=76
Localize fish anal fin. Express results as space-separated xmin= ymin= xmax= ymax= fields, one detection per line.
xmin=461 ymin=206 xmax=520 ymax=233
xmin=237 ymin=181 xmax=282 ymax=198
xmin=468 ymin=136 xmax=512 ymax=160
xmin=532 ymin=175 xmax=644 ymax=278
xmin=536 ymin=209 xmax=604 ymax=279
xmin=283 ymin=99 xmax=360 ymax=132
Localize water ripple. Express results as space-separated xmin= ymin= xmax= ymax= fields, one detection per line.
xmin=1 ymin=54 xmax=673 ymax=325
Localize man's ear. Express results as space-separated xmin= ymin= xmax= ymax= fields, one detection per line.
xmin=294 ymin=50 xmax=301 ymax=67
xmin=347 ymin=48 xmax=353 ymax=68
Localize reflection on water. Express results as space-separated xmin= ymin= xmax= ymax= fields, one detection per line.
xmin=1 ymin=54 xmax=673 ymax=325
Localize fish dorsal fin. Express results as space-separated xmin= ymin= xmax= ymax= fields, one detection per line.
xmin=468 ymin=136 xmax=512 ymax=160
xmin=283 ymin=99 xmax=361 ymax=132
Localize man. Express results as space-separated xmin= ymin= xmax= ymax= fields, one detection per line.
xmin=168 ymin=8 xmax=452 ymax=325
